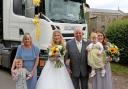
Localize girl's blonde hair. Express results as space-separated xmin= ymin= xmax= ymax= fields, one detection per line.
xmin=14 ymin=59 xmax=23 ymax=68
xmin=51 ymin=30 xmax=65 ymax=47
xmin=90 ymin=32 xmax=97 ymax=39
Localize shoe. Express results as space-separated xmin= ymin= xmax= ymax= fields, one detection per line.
xmin=90 ymin=71 xmax=96 ymax=78
xmin=101 ymin=69 xmax=106 ymax=77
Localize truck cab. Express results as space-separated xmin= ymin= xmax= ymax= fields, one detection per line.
xmin=0 ymin=0 xmax=88 ymax=70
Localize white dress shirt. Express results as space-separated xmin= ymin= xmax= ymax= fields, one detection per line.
xmin=75 ymin=39 xmax=82 ymax=53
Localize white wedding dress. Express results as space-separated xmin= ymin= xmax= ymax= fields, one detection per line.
xmin=36 ymin=56 xmax=75 ymax=89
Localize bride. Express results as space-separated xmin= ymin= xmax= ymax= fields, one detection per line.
xmin=36 ymin=30 xmax=75 ymax=89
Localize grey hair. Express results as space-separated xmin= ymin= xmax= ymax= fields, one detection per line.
xmin=74 ymin=26 xmax=83 ymax=33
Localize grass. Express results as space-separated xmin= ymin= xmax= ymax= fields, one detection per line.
xmin=111 ymin=63 xmax=128 ymax=75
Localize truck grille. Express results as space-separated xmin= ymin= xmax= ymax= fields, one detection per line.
xmin=62 ymin=33 xmax=74 ymax=37
xmin=62 ymin=33 xmax=74 ymax=41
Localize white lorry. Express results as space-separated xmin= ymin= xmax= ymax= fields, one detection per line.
xmin=0 ymin=0 xmax=88 ymax=69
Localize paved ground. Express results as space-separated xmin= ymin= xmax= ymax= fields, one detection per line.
xmin=0 ymin=68 xmax=15 ymax=89
xmin=89 ymin=73 xmax=128 ymax=89
xmin=112 ymin=73 xmax=128 ymax=89
xmin=0 ymin=68 xmax=128 ymax=89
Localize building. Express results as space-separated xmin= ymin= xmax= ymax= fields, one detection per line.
xmin=88 ymin=8 xmax=125 ymax=33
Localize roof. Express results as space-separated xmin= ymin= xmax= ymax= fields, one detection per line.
xmin=89 ymin=8 xmax=124 ymax=15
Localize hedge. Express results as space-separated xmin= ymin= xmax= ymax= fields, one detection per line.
xmin=105 ymin=19 xmax=128 ymax=64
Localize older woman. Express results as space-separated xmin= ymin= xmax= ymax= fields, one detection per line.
xmin=11 ymin=33 xmax=40 ymax=89
xmin=92 ymin=31 xmax=113 ymax=89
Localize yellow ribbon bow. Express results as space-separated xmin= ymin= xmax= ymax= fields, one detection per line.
xmin=32 ymin=15 xmax=41 ymax=41
xmin=32 ymin=0 xmax=41 ymax=6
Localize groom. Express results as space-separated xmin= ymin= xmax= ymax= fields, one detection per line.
xmin=65 ymin=26 xmax=90 ymax=89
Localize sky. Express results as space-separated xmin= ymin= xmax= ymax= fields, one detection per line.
xmin=86 ymin=0 xmax=128 ymax=13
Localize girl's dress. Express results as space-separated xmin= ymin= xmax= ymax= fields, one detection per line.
xmin=15 ymin=45 xmax=40 ymax=89
xmin=36 ymin=54 xmax=75 ymax=89
xmin=12 ymin=68 xmax=30 ymax=89
xmin=87 ymin=42 xmax=105 ymax=69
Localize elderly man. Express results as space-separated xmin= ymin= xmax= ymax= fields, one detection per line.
xmin=65 ymin=26 xmax=90 ymax=89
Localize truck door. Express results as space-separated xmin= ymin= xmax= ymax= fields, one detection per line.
xmin=7 ymin=0 xmax=35 ymax=41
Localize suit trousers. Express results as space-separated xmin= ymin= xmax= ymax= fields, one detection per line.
xmin=71 ymin=72 xmax=89 ymax=89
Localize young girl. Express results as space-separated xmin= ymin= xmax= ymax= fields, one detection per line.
xmin=12 ymin=59 xmax=32 ymax=89
xmin=86 ymin=32 xmax=105 ymax=77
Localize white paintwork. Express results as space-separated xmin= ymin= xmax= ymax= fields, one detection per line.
xmin=3 ymin=0 xmax=88 ymax=49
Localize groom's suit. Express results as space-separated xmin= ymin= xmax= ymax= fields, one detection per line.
xmin=65 ymin=38 xmax=90 ymax=89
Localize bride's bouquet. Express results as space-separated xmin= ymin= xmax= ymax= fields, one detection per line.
xmin=48 ymin=45 xmax=66 ymax=68
xmin=105 ymin=43 xmax=120 ymax=62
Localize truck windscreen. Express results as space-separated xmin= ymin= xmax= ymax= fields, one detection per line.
xmin=44 ymin=0 xmax=85 ymax=24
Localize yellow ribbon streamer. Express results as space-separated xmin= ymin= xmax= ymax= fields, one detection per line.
xmin=32 ymin=15 xmax=40 ymax=41
xmin=32 ymin=0 xmax=41 ymax=41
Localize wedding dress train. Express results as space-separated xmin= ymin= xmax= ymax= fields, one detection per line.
xmin=36 ymin=57 xmax=75 ymax=89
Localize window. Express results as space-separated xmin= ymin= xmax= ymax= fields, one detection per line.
xmin=13 ymin=0 xmax=24 ymax=16
xmin=45 ymin=0 xmax=86 ymax=23
xmin=25 ymin=0 xmax=34 ymax=18
xmin=13 ymin=0 xmax=34 ymax=18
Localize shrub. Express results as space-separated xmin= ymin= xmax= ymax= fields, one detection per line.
xmin=105 ymin=19 xmax=128 ymax=64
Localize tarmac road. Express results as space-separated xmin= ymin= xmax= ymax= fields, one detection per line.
xmin=0 ymin=68 xmax=128 ymax=89
xmin=0 ymin=69 xmax=15 ymax=89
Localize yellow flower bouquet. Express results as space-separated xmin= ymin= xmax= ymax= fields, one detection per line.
xmin=105 ymin=43 xmax=120 ymax=62
xmin=48 ymin=45 xmax=65 ymax=68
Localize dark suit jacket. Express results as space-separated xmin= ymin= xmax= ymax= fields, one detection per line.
xmin=65 ymin=39 xmax=90 ymax=77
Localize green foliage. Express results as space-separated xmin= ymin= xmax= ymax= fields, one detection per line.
xmin=105 ymin=19 xmax=128 ymax=64
xmin=111 ymin=63 xmax=128 ymax=74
